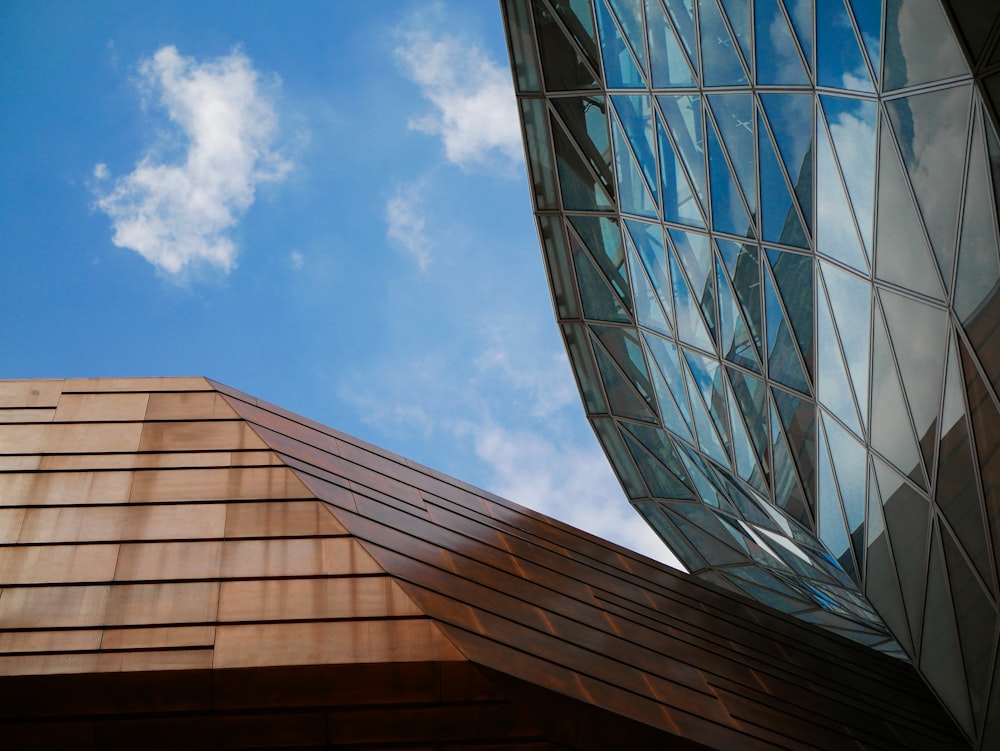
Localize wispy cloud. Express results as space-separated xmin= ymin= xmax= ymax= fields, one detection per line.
xmin=385 ymin=181 xmax=432 ymax=270
xmin=94 ymin=45 xmax=290 ymax=275
xmin=289 ymin=250 xmax=304 ymax=270
xmin=396 ymin=26 xmax=521 ymax=170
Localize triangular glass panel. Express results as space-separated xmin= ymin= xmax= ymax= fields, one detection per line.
xmin=822 ymin=412 xmax=866 ymax=567
xmin=551 ymin=114 xmax=616 ymax=211
xmin=683 ymin=349 xmax=733 ymax=459
xmin=874 ymin=119 xmax=945 ymax=301
xmin=816 ymin=279 xmax=863 ymax=436
xmin=667 ymin=241 xmax=716 ymax=351
xmin=592 ymin=323 xmax=656 ymax=406
xmin=820 ymin=261 xmax=870 ymax=428
xmin=920 ymin=526 xmax=975 ymax=735
xmin=645 ymin=335 xmax=695 ymax=444
xmin=816 ymin=0 xmax=874 ymax=92
xmin=772 ymin=386 xmax=818 ymax=514
xmin=883 ymin=0 xmax=970 ymax=91
xmin=626 ymin=233 xmax=672 ymax=335
xmin=606 ymin=0 xmax=649 ymax=77
xmin=707 ymin=118 xmax=755 ymax=238
xmin=591 ymin=331 xmax=658 ymax=422
xmin=670 ymin=228 xmax=716 ymax=342
xmin=845 ymin=0 xmax=880 ymax=84
xmin=613 ymin=95 xmax=659 ymax=210
xmin=719 ymin=0 xmax=753 ymax=70
xmin=637 ymin=502 xmax=707 ymax=568
xmin=661 ymin=0 xmax=699 ymax=77
xmin=596 ymin=0 xmax=646 ymax=87
xmin=716 ymin=239 xmax=763 ymax=357
xmin=767 ymin=249 xmax=813 ymax=375
xmin=938 ymin=334 xmax=995 ymax=595
xmin=531 ymin=1 xmax=601 ymax=91
xmin=871 ymin=305 xmax=927 ymax=487
xmin=754 ymin=0 xmax=809 ymax=84
xmin=697 ymin=0 xmax=749 ymax=85
xmin=643 ymin=332 xmax=694 ymax=443
xmin=612 ymin=114 xmax=659 ymax=219
xmin=625 ymin=219 xmax=674 ymax=322
xmin=815 ymin=114 xmax=868 ymax=272
xmin=820 ymin=94 xmax=876 ymax=259
xmin=668 ymin=505 xmax=749 ymax=563
xmin=784 ymin=0 xmax=814 ymax=69
xmin=770 ymin=398 xmax=812 ymax=526
xmin=550 ymin=95 xmax=615 ymax=185
xmin=728 ymin=385 xmax=765 ymax=489
xmin=863 ymin=467 xmax=915 ymax=653
xmin=959 ymin=339 xmax=1000 ymax=587
xmin=674 ymin=444 xmax=729 ymax=510
xmin=680 ymin=351 xmax=731 ymax=467
xmin=885 ymin=86 xmax=973 ymax=286
xmin=716 ymin=257 xmax=761 ymax=373
xmin=645 ymin=0 xmax=697 ymax=87
xmin=571 ymin=235 xmax=632 ymax=323
xmin=593 ymin=416 xmax=649 ymax=498
xmin=759 ymin=115 xmax=809 ymax=248
xmin=708 ymin=94 xmax=757 ymax=222
xmin=940 ymin=525 xmax=995 ymax=729
xmin=955 ymin=111 xmax=1000 ymax=326
xmin=568 ymin=215 xmax=630 ymax=302
xmin=729 ymin=367 xmax=770 ymax=478
xmin=880 ymin=289 xmax=947 ymax=474
xmin=657 ymin=95 xmax=707 ymax=211
xmin=621 ymin=426 xmax=697 ymax=499
xmin=548 ymin=0 xmax=600 ymax=72
xmin=873 ymin=456 xmax=930 ymax=643
xmin=760 ymin=93 xmax=813 ymax=233
xmin=764 ymin=264 xmax=811 ymax=394
xmin=626 ymin=421 xmax=698 ymax=490
xmin=817 ymin=421 xmax=856 ymax=581
xmin=657 ymin=113 xmax=705 ymax=228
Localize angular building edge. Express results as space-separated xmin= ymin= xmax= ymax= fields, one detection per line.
xmin=0 ymin=376 xmax=967 ymax=749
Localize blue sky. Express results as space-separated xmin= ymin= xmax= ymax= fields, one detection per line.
xmin=0 ymin=1 xmax=678 ymax=564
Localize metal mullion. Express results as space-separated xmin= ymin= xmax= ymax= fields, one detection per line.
xmin=609 ymin=98 xmax=663 ymax=222
xmin=817 ymin=410 xmax=862 ymax=583
xmin=714 ymin=240 xmax=765 ymax=376
xmin=600 ymin=0 xmax=651 ymax=90
xmin=537 ymin=0 xmax=604 ymax=93
xmin=703 ymin=97 xmax=758 ymax=242
xmin=546 ymin=96 xmax=615 ymax=199
xmin=840 ymin=0 xmax=878 ymax=92
xmin=774 ymin=0 xmax=811 ymax=84
xmin=761 ymin=258 xmax=816 ymax=398
xmin=566 ymin=220 xmax=632 ymax=317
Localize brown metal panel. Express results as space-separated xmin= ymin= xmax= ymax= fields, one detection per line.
xmin=0 ymin=407 xmax=55 ymax=423
xmin=0 ymin=585 xmax=112 ymax=629
xmin=223 ymin=499 xmax=347 ymax=538
xmin=128 ymin=466 xmax=312 ymax=503
xmin=122 ymin=503 xmax=227 ymax=541
xmin=0 ymin=379 xmax=64 ymax=408
xmin=325 ymin=703 xmax=538 ymax=746
xmin=114 ymin=541 xmax=223 ymax=581
xmin=138 ymin=420 xmax=268 ymax=452
xmin=0 ymin=455 xmax=41 ymax=471
xmin=218 ymin=576 xmax=421 ymax=622
xmin=0 ymin=629 xmax=103 ymax=653
xmin=0 ymin=544 xmax=120 ymax=585
xmin=0 ymin=508 xmax=25 ymax=542
xmin=62 ymin=377 xmax=212 ymax=393
xmin=0 ymin=423 xmax=143 ymax=454
xmin=217 ymin=537 xmax=380 ymax=578
xmin=96 ymin=711 xmax=329 ymax=750
xmin=100 ymin=626 xmax=216 ymax=650
xmin=144 ymin=391 xmax=241 ymax=421
xmin=0 ymin=470 xmax=133 ymax=506
xmin=34 ymin=450 xmax=280 ymax=471
xmin=96 ymin=649 xmax=215 ymax=673
xmin=104 ymin=582 xmax=220 ymax=626
xmin=17 ymin=506 xmax=127 ymax=543
xmin=53 ymin=392 xmax=149 ymax=422
xmin=213 ymin=619 xmax=465 ymax=669
xmin=0 ymin=652 xmax=102 ymax=676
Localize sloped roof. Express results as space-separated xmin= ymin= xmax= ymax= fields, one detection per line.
xmin=0 ymin=377 xmax=967 ymax=749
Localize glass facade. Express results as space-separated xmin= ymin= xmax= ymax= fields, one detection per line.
xmin=502 ymin=1 xmax=1000 ymax=746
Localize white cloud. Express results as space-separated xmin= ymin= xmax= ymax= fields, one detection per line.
xmin=396 ymin=28 xmax=521 ymax=170
xmin=385 ymin=181 xmax=432 ymax=270
xmin=94 ymin=45 xmax=290 ymax=275
xmin=466 ymin=423 xmax=685 ymax=568
xmin=289 ymin=250 xmax=304 ymax=270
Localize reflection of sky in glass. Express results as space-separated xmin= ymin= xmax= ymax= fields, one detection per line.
xmin=816 ymin=0 xmax=873 ymax=92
